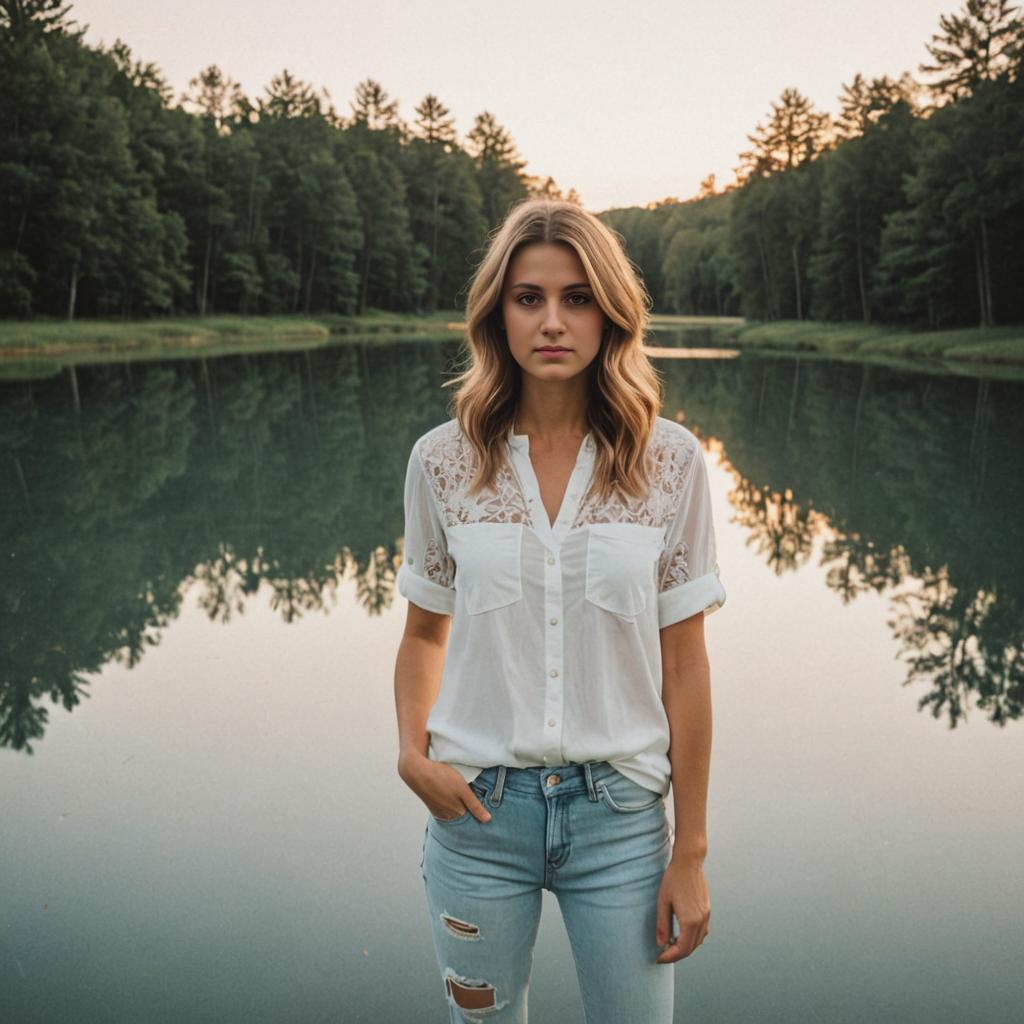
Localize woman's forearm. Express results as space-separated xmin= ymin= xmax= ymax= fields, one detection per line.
xmin=661 ymin=647 xmax=712 ymax=863
xmin=394 ymin=629 xmax=447 ymax=768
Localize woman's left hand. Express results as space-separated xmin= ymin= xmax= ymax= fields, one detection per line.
xmin=654 ymin=856 xmax=711 ymax=963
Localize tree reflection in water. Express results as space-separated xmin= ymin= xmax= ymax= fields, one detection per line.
xmin=1 ymin=341 xmax=1021 ymax=750
xmin=666 ymin=351 xmax=1024 ymax=730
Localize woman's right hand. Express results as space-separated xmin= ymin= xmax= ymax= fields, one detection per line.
xmin=398 ymin=751 xmax=492 ymax=823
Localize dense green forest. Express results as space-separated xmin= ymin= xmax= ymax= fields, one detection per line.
xmin=1 ymin=0 xmax=1022 ymax=329
xmin=605 ymin=1 xmax=1024 ymax=328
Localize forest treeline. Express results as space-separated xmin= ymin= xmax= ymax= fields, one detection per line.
xmin=607 ymin=0 xmax=1024 ymax=329
xmin=1 ymin=0 xmax=1022 ymax=329
xmin=0 ymin=0 xmax=551 ymax=320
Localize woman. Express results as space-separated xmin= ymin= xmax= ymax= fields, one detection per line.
xmin=393 ymin=197 xmax=726 ymax=1023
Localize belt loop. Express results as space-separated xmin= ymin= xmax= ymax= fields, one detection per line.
xmin=492 ymin=765 xmax=507 ymax=805
xmin=584 ymin=762 xmax=598 ymax=802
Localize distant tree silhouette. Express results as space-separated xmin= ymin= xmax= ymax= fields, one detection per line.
xmin=413 ymin=93 xmax=456 ymax=146
xmin=735 ymin=87 xmax=831 ymax=182
xmin=465 ymin=110 xmax=528 ymax=226
xmin=834 ymin=71 xmax=920 ymax=140
xmin=919 ymin=0 xmax=1024 ymax=103
xmin=349 ymin=77 xmax=401 ymax=132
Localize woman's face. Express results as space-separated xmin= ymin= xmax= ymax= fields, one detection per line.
xmin=500 ymin=241 xmax=607 ymax=383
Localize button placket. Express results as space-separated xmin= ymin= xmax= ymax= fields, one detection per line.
xmin=505 ymin=427 xmax=596 ymax=767
xmin=542 ymin=547 xmax=564 ymax=763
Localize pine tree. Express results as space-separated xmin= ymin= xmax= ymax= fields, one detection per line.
xmin=413 ymin=94 xmax=456 ymax=146
xmin=919 ymin=0 xmax=1024 ymax=104
xmin=350 ymin=78 xmax=401 ymax=131
xmin=835 ymin=72 xmax=919 ymax=139
xmin=736 ymin=87 xmax=831 ymax=181
xmin=465 ymin=111 xmax=528 ymax=226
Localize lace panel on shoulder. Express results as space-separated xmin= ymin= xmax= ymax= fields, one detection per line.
xmin=418 ymin=419 xmax=698 ymax=536
xmin=418 ymin=424 xmax=532 ymax=527
xmin=570 ymin=424 xmax=696 ymax=531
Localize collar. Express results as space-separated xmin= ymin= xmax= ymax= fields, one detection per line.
xmin=506 ymin=424 xmax=530 ymax=451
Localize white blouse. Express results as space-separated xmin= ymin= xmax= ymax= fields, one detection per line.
xmin=397 ymin=415 xmax=726 ymax=796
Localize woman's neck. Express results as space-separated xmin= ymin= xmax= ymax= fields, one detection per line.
xmin=514 ymin=378 xmax=590 ymax=441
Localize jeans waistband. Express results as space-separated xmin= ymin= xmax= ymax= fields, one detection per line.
xmin=473 ymin=760 xmax=622 ymax=803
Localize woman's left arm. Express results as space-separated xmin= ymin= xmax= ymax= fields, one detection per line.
xmin=654 ymin=609 xmax=712 ymax=963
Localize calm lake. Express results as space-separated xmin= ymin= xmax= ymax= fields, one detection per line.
xmin=2 ymin=335 xmax=1022 ymax=1023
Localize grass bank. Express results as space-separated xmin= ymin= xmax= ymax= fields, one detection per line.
xmin=316 ymin=309 xmax=463 ymax=334
xmin=4 ymin=311 xmax=1022 ymax=370
xmin=661 ymin=318 xmax=1024 ymax=367
xmin=0 ymin=310 xmax=465 ymax=361
xmin=0 ymin=315 xmax=329 ymax=360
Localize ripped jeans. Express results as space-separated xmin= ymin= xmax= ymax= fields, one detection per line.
xmin=419 ymin=760 xmax=677 ymax=1023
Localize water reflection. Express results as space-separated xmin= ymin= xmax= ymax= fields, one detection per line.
xmin=1 ymin=341 xmax=1021 ymax=751
xmin=662 ymin=354 xmax=1024 ymax=728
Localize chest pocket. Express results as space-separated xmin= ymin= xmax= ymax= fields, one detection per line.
xmin=447 ymin=522 xmax=524 ymax=614
xmin=585 ymin=522 xmax=665 ymax=620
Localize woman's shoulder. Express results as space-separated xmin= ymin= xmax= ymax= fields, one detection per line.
xmin=650 ymin=415 xmax=700 ymax=463
xmin=410 ymin=418 xmax=466 ymax=467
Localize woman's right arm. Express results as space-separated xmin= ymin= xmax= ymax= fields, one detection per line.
xmin=395 ymin=602 xmax=449 ymax=771
xmin=395 ymin=440 xmax=490 ymax=822
xmin=394 ymin=603 xmax=492 ymax=823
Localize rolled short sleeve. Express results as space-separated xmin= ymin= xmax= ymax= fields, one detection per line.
xmin=397 ymin=443 xmax=456 ymax=615
xmin=657 ymin=440 xmax=726 ymax=628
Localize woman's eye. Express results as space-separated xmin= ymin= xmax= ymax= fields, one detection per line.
xmin=516 ymin=293 xmax=590 ymax=306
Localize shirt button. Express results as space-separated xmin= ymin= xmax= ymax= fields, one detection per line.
xmin=549 ymin=668 xmax=558 ymax=677
xmin=547 ymin=719 xmax=557 ymax=728
xmin=547 ymin=556 xmax=556 ymax=565
xmin=549 ymin=616 xmax=558 ymax=625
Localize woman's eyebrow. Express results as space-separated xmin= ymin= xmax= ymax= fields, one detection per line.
xmin=510 ymin=282 xmax=592 ymax=290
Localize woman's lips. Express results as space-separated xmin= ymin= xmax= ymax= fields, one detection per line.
xmin=537 ymin=346 xmax=570 ymax=355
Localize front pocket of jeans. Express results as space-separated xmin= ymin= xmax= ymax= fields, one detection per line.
xmin=585 ymin=523 xmax=664 ymax=619
xmin=429 ymin=781 xmax=489 ymax=824
xmin=447 ymin=522 xmax=524 ymax=614
xmin=597 ymin=772 xmax=664 ymax=813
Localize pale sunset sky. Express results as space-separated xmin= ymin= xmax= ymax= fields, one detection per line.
xmin=71 ymin=0 xmax=956 ymax=212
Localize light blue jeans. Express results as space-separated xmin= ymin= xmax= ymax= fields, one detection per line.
xmin=419 ymin=760 xmax=677 ymax=1022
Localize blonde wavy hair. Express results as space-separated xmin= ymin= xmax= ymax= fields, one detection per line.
xmin=445 ymin=198 xmax=663 ymax=505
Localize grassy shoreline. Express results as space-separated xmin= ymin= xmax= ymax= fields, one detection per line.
xmin=1 ymin=312 xmax=1022 ymax=369
xmin=0 ymin=315 xmax=329 ymax=359
xmin=0 ymin=310 xmax=465 ymax=361
xmin=651 ymin=317 xmax=1024 ymax=367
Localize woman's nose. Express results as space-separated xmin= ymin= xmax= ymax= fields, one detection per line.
xmin=541 ymin=306 xmax=566 ymax=334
